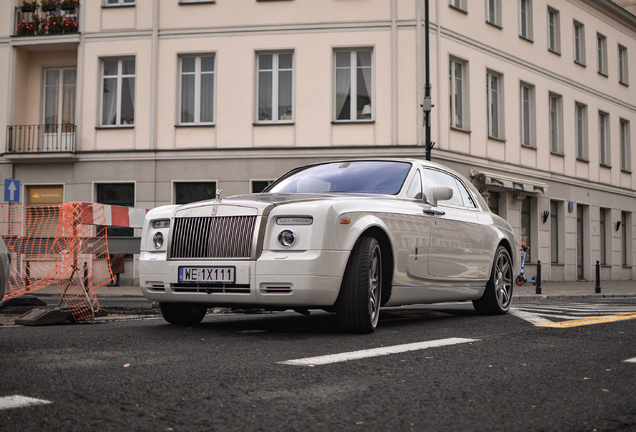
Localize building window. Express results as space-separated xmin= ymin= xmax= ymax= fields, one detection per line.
xmin=547 ymin=7 xmax=560 ymax=54
xmin=257 ymin=52 xmax=294 ymax=123
xmin=101 ymin=58 xmax=135 ymax=126
xmin=488 ymin=192 xmax=500 ymax=215
xmin=520 ymin=82 xmax=535 ymax=147
xmin=599 ymin=208 xmax=608 ymax=266
xmin=519 ymin=0 xmax=532 ymax=40
xmin=174 ymin=182 xmax=216 ymax=205
xmin=550 ymin=200 xmax=559 ymax=264
xmin=575 ymin=102 xmax=587 ymax=161
xmin=486 ymin=0 xmax=502 ymax=27
xmin=619 ymin=45 xmax=629 ymax=85
xmin=487 ymin=71 xmax=503 ymax=139
xmin=597 ymin=33 xmax=608 ymax=76
xmin=621 ymin=119 xmax=631 ymax=172
xmin=334 ymin=49 xmax=373 ymax=122
xmin=252 ymin=180 xmax=274 ymax=193
xmin=599 ymin=111 xmax=610 ymax=167
xmin=179 ymin=55 xmax=215 ymax=125
xmin=521 ymin=198 xmax=531 ymax=262
xmin=96 ymin=183 xmax=135 ymax=237
xmin=449 ymin=0 xmax=466 ymax=12
xmin=573 ymin=21 xmax=586 ymax=65
xmin=549 ymin=93 xmax=563 ymax=154
xmin=449 ymin=57 xmax=468 ymax=130
xmin=106 ymin=0 xmax=135 ymax=5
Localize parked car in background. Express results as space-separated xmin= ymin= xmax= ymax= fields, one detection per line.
xmin=0 ymin=237 xmax=9 ymax=302
xmin=139 ymin=159 xmax=517 ymax=333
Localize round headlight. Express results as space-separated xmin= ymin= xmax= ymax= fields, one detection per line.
xmin=277 ymin=230 xmax=296 ymax=248
xmin=152 ymin=232 xmax=164 ymax=249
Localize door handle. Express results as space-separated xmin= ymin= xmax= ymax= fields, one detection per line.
xmin=423 ymin=209 xmax=445 ymax=216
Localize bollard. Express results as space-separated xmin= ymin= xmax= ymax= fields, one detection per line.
xmin=25 ymin=260 xmax=31 ymax=291
xmin=595 ymin=260 xmax=601 ymax=294
xmin=536 ymin=260 xmax=542 ymax=295
xmin=83 ymin=262 xmax=89 ymax=291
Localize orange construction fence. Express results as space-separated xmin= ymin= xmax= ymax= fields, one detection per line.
xmin=0 ymin=202 xmax=146 ymax=322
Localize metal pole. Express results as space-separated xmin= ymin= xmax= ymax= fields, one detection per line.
xmin=424 ymin=0 xmax=433 ymax=161
xmin=595 ymin=260 xmax=601 ymax=293
xmin=536 ymin=260 xmax=542 ymax=295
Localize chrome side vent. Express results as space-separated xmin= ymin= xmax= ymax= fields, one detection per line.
xmin=170 ymin=216 xmax=257 ymax=259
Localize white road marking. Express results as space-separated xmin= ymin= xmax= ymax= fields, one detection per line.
xmin=509 ymin=308 xmax=552 ymax=325
xmin=0 ymin=395 xmax=52 ymax=410
xmin=625 ymin=357 xmax=636 ymax=363
xmin=278 ymin=337 xmax=479 ymax=366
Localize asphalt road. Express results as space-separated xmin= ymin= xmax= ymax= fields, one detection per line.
xmin=1 ymin=298 xmax=635 ymax=432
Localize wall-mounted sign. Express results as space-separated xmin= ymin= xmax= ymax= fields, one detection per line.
xmin=28 ymin=186 xmax=64 ymax=204
xmin=4 ymin=179 xmax=20 ymax=203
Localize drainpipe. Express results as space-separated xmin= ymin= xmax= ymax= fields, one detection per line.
xmin=391 ymin=0 xmax=398 ymax=145
xmin=149 ymin=0 xmax=159 ymax=150
xmin=416 ymin=0 xmax=422 ymax=147
xmin=75 ymin=1 xmax=86 ymax=151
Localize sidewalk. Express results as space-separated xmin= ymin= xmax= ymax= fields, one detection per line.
xmin=26 ymin=280 xmax=635 ymax=300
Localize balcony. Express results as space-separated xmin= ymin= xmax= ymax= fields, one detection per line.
xmin=13 ymin=2 xmax=79 ymax=37
xmin=5 ymin=124 xmax=77 ymax=163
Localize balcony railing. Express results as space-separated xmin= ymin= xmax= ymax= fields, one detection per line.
xmin=14 ymin=2 xmax=79 ymax=36
xmin=6 ymin=124 xmax=76 ymax=153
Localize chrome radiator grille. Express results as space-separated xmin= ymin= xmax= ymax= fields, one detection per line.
xmin=170 ymin=216 xmax=257 ymax=259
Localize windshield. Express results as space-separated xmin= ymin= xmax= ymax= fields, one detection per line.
xmin=266 ymin=161 xmax=412 ymax=194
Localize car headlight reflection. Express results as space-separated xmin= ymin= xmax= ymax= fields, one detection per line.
xmin=152 ymin=232 xmax=164 ymax=249
xmin=277 ymin=230 xmax=296 ymax=248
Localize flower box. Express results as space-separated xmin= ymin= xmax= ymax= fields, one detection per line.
xmin=21 ymin=6 xmax=36 ymax=12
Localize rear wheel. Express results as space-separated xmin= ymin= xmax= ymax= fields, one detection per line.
xmin=515 ymin=275 xmax=525 ymax=286
xmin=473 ymin=246 xmax=513 ymax=315
xmin=159 ymin=303 xmax=208 ymax=325
xmin=337 ymin=236 xmax=382 ymax=333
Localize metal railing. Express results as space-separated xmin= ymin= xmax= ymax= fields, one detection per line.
xmin=14 ymin=3 xmax=79 ymax=37
xmin=6 ymin=124 xmax=76 ymax=153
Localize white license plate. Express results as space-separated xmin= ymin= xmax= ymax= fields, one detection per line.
xmin=178 ymin=267 xmax=235 ymax=284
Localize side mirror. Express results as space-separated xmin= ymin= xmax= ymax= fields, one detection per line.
xmin=427 ymin=186 xmax=453 ymax=207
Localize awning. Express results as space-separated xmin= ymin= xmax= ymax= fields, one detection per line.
xmin=470 ymin=169 xmax=548 ymax=194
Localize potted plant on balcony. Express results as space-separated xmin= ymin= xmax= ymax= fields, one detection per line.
xmin=60 ymin=0 xmax=78 ymax=11
xmin=40 ymin=0 xmax=58 ymax=12
xmin=20 ymin=1 xmax=39 ymax=13
xmin=16 ymin=19 xmax=38 ymax=35
xmin=61 ymin=16 xmax=77 ymax=33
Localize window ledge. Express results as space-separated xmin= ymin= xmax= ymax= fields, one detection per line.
xmin=102 ymin=4 xmax=136 ymax=9
xmin=548 ymin=48 xmax=561 ymax=56
xmin=576 ymin=157 xmax=589 ymax=163
xmin=179 ymin=1 xmax=215 ymax=4
xmin=521 ymin=144 xmax=537 ymax=150
xmin=619 ymin=81 xmax=629 ymax=87
xmin=486 ymin=21 xmax=503 ymax=30
xmin=519 ymin=35 xmax=534 ymax=43
xmin=449 ymin=5 xmax=468 ymax=14
xmin=488 ymin=135 xmax=506 ymax=143
xmin=331 ymin=120 xmax=375 ymax=125
xmin=550 ymin=151 xmax=565 ymax=157
xmin=95 ymin=125 xmax=134 ymax=130
xmin=600 ymin=163 xmax=611 ymax=169
xmin=450 ymin=126 xmax=471 ymax=134
xmin=253 ymin=122 xmax=295 ymax=126
xmin=598 ymin=71 xmax=609 ymax=78
xmin=574 ymin=60 xmax=586 ymax=67
xmin=621 ymin=169 xmax=632 ymax=174
xmin=175 ymin=123 xmax=215 ymax=128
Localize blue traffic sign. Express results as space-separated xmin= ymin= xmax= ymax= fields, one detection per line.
xmin=4 ymin=179 xmax=20 ymax=203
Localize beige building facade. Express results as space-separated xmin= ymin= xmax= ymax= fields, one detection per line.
xmin=1 ymin=0 xmax=635 ymax=283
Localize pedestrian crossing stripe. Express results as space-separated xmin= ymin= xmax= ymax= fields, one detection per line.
xmin=535 ymin=312 xmax=636 ymax=328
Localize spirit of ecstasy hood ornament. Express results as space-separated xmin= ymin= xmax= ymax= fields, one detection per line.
xmin=215 ymin=189 xmax=223 ymax=202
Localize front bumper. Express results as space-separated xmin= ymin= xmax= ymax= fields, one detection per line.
xmin=139 ymin=249 xmax=350 ymax=308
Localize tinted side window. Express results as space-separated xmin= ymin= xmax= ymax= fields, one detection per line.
xmin=422 ymin=169 xmax=475 ymax=208
xmin=406 ymin=170 xmax=423 ymax=199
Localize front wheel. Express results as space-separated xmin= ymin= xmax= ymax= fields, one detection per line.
xmin=159 ymin=303 xmax=208 ymax=325
xmin=473 ymin=246 xmax=513 ymax=315
xmin=515 ymin=275 xmax=525 ymax=286
xmin=337 ymin=236 xmax=382 ymax=334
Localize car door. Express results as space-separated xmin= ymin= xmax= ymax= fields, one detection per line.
xmin=422 ymin=168 xmax=484 ymax=280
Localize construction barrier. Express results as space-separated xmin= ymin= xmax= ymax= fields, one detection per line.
xmin=0 ymin=202 xmax=147 ymax=322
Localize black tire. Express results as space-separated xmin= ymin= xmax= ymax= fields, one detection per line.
xmin=473 ymin=246 xmax=513 ymax=315
xmin=337 ymin=236 xmax=382 ymax=333
xmin=159 ymin=303 xmax=208 ymax=325
xmin=515 ymin=275 xmax=525 ymax=286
